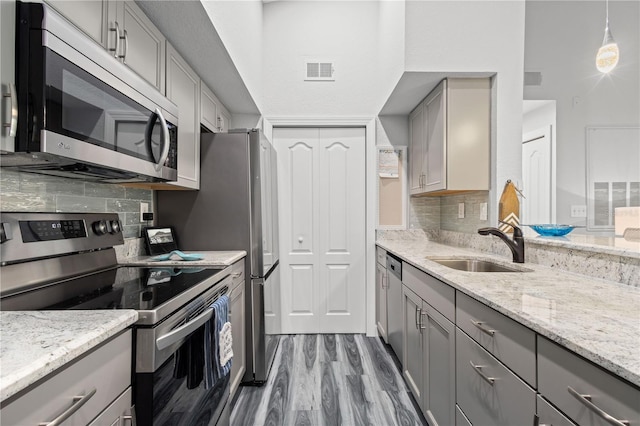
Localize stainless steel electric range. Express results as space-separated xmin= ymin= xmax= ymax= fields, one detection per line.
xmin=0 ymin=212 xmax=232 ymax=425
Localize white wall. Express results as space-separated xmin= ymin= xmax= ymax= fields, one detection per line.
xmin=524 ymin=0 xmax=640 ymax=227
xmin=201 ymin=0 xmax=264 ymax=112
xmin=262 ymin=1 xmax=382 ymax=116
xmin=404 ymin=1 xmax=526 ymax=224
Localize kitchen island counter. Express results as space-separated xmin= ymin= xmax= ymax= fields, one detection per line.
xmin=377 ymin=232 xmax=640 ymax=388
xmin=0 ymin=310 xmax=137 ymax=402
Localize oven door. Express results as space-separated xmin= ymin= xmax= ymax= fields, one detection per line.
xmin=134 ymin=275 xmax=232 ymax=426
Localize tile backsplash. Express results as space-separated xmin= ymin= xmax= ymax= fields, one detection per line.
xmin=0 ymin=169 xmax=153 ymax=239
xmin=409 ymin=191 xmax=490 ymax=235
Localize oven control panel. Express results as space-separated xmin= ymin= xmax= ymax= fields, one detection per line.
xmin=20 ymin=219 xmax=88 ymax=242
xmin=0 ymin=212 xmax=124 ymax=265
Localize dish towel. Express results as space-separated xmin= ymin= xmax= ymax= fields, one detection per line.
xmin=204 ymin=294 xmax=233 ymax=390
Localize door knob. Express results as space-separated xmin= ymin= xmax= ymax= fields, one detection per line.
xmin=298 ymin=236 xmax=303 ymax=243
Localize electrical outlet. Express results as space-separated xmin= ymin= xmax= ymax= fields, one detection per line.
xmin=480 ymin=202 xmax=488 ymax=221
xmin=458 ymin=203 xmax=465 ymax=219
xmin=571 ymin=205 xmax=587 ymax=218
xmin=140 ymin=202 xmax=149 ymax=221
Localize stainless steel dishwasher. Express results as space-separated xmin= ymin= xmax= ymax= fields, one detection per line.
xmin=386 ymin=252 xmax=403 ymax=365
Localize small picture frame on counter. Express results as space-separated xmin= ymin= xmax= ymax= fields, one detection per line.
xmin=142 ymin=226 xmax=179 ymax=255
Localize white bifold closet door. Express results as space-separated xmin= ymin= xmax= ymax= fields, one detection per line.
xmin=274 ymin=127 xmax=366 ymax=334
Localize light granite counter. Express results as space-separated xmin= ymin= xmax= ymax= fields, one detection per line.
xmin=377 ymin=232 xmax=640 ymax=388
xmin=120 ymin=250 xmax=246 ymax=267
xmin=0 ymin=310 xmax=137 ymax=402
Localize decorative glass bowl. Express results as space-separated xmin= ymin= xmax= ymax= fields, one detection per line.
xmin=527 ymin=224 xmax=575 ymax=237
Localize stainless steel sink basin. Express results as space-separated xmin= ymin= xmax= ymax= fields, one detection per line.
xmin=427 ymin=257 xmax=530 ymax=272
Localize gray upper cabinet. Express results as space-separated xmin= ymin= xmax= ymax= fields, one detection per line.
xmin=409 ymin=78 xmax=490 ymax=195
xmin=201 ymin=81 xmax=232 ymax=133
xmin=1 ymin=0 xmax=16 ymax=153
xmin=165 ymin=42 xmax=200 ymax=190
xmin=113 ymin=1 xmax=166 ymax=93
xmin=44 ymin=0 xmax=109 ymax=47
xmin=45 ymin=0 xmax=166 ymax=93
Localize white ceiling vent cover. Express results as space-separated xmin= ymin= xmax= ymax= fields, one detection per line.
xmin=305 ymin=61 xmax=335 ymax=81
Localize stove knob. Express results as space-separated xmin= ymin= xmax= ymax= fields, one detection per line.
xmin=92 ymin=220 xmax=108 ymax=236
xmin=110 ymin=220 xmax=121 ymax=234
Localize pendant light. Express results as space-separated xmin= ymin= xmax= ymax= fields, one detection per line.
xmin=596 ymin=0 xmax=620 ymax=73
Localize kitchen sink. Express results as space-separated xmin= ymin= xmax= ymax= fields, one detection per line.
xmin=426 ymin=257 xmax=531 ymax=273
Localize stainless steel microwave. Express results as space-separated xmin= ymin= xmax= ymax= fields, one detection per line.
xmin=2 ymin=1 xmax=178 ymax=183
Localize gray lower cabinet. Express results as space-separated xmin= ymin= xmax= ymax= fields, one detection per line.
xmin=376 ymin=260 xmax=388 ymax=342
xmin=229 ymin=259 xmax=246 ymax=399
xmin=456 ymin=291 xmax=536 ymax=387
xmin=538 ymin=336 xmax=640 ymax=426
xmin=456 ymin=404 xmax=473 ymax=426
xmin=535 ymin=395 xmax=575 ymax=426
xmin=456 ymin=328 xmax=536 ymax=426
xmin=403 ymin=284 xmax=455 ymax=426
xmin=2 ymin=330 xmax=133 ymax=426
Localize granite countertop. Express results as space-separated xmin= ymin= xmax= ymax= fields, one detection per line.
xmin=0 ymin=310 xmax=138 ymax=402
xmin=120 ymin=250 xmax=246 ymax=267
xmin=522 ymin=229 xmax=640 ymax=259
xmin=376 ymin=233 xmax=640 ymax=388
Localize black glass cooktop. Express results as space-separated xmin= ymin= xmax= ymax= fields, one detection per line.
xmin=2 ymin=266 xmax=225 ymax=322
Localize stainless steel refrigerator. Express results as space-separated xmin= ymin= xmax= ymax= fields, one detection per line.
xmin=156 ymin=128 xmax=280 ymax=384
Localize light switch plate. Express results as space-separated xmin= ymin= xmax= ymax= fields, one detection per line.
xmin=458 ymin=203 xmax=465 ymax=219
xmin=140 ymin=202 xmax=149 ymax=221
xmin=571 ymin=205 xmax=587 ymax=218
xmin=480 ymin=203 xmax=488 ymax=221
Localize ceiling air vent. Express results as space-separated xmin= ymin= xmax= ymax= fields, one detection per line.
xmin=305 ymin=61 xmax=335 ymax=81
xmin=524 ymin=71 xmax=543 ymax=86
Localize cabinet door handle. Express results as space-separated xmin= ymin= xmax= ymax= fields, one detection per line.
xmin=567 ymin=386 xmax=629 ymax=426
xmin=469 ymin=361 xmax=495 ymax=385
xmin=415 ymin=307 xmax=421 ymax=330
xmin=119 ymin=29 xmax=129 ymax=62
xmin=420 ymin=310 xmax=427 ymax=329
xmin=2 ymin=83 xmax=18 ymax=137
xmin=109 ymin=21 xmax=121 ymax=58
xmin=38 ymin=388 xmax=97 ymax=426
xmin=471 ymin=319 xmax=496 ymax=336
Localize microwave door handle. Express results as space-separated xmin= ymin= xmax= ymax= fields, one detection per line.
xmin=155 ymin=308 xmax=213 ymax=350
xmin=155 ymin=108 xmax=170 ymax=171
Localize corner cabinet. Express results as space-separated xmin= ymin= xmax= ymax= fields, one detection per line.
xmin=165 ymin=43 xmax=200 ymax=190
xmin=409 ymin=78 xmax=490 ymax=196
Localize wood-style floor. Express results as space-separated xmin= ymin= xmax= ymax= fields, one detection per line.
xmin=230 ymin=334 xmax=427 ymax=426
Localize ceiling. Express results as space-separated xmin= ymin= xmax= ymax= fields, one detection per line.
xmin=136 ymin=0 xmax=259 ymax=115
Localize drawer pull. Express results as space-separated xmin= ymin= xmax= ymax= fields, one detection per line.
xmin=469 ymin=361 xmax=495 ymax=385
xmin=567 ymin=386 xmax=630 ymax=426
xmin=122 ymin=404 xmax=137 ymax=425
xmin=39 ymin=388 xmax=97 ymax=426
xmin=471 ymin=320 xmax=496 ymax=336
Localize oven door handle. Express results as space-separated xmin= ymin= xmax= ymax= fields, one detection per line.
xmin=156 ymin=308 xmax=213 ymax=351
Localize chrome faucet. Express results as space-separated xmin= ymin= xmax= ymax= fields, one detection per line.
xmin=477 ymin=222 xmax=525 ymax=263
